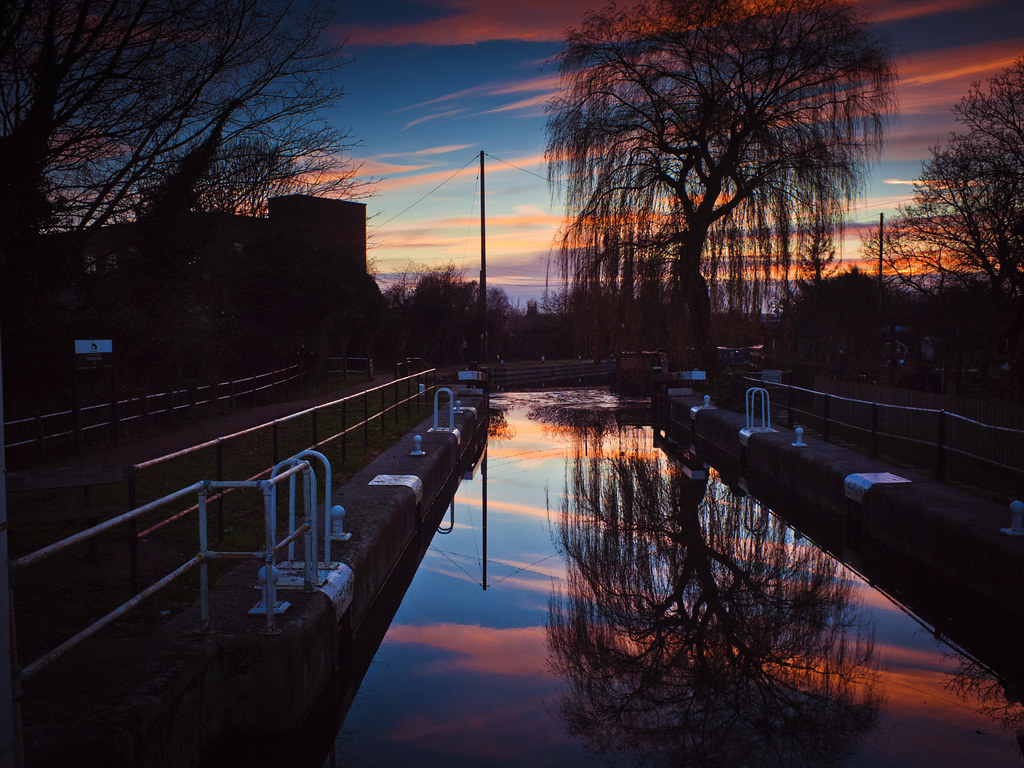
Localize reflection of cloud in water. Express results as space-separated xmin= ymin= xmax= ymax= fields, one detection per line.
xmin=386 ymin=623 xmax=548 ymax=677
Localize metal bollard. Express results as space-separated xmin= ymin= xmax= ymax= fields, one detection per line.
xmin=410 ymin=434 xmax=425 ymax=456
xmin=258 ymin=564 xmax=279 ymax=588
xmin=792 ymin=427 xmax=806 ymax=447
xmin=1000 ymin=501 xmax=1024 ymax=537
xmin=330 ymin=504 xmax=352 ymax=541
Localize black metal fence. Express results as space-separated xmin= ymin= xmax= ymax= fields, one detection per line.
xmin=744 ymin=374 xmax=1024 ymax=488
xmin=4 ymin=363 xmax=305 ymax=459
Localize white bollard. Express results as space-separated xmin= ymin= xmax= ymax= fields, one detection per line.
xmin=1001 ymin=500 xmax=1024 ymax=537
xmin=258 ymin=565 xmax=279 ymax=588
xmin=330 ymin=504 xmax=352 ymax=541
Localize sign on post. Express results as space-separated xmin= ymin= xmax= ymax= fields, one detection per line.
xmin=74 ymin=339 xmax=113 ymax=370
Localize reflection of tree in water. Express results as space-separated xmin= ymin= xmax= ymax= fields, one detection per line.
xmin=488 ymin=406 xmax=515 ymax=441
xmin=947 ymin=656 xmax=1024 ymax=736
xmin=526 ymin=393 xmax=649 ymax=445
xmin=548 ymin=425 xmax=882 ymax=767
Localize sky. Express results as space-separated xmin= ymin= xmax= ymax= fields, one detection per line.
xmin=325 ymin=0 xmax=1024 ymax=304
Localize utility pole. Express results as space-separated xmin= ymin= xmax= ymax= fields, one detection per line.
xmin=878 ymin=212 xmax=884 ymax=315
xmin=479 ymin=151 xmax=488 ymax=368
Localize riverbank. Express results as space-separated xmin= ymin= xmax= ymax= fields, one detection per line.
xmin=19 ymin=384 xmax=486 ymax=768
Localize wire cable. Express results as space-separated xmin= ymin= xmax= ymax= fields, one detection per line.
xmin=370 ymin=153 xmax=479 ymax=231
xmin=484 ymin=151 xmax=566 ymax=189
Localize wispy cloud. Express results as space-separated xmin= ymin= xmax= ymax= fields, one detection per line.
xmin=375 ymin=144 xmax=476 ymax=159
xmin=481 ymin=93 xmax=550 ymax=116
xmin=864 ymin=0 xmax=1003 ymax=25
xmin=896 ymin=39 xmax=1024 ymax=115
xmin=336 ymin=0 xmax=602 ymax=48
xmin=403 ymin=108 xmax=467 ymax=130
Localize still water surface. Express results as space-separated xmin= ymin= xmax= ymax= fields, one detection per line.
xmin=329 ymin=390 xmax=1024 ymax=767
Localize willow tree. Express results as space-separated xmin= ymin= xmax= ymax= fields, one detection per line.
xmin=545 ymin=0 xmax=898 ymax=364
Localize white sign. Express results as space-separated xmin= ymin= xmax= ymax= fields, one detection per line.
xmin=74 ymin=339 xmax=113 ymax=370
xmin=75 ymin=339 xmax=112 ymax=355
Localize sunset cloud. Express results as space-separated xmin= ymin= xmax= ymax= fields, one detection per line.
xmin=375 ymin=144 xmax=476 ymax=159
xmin=335 ymin=0 xmax=602 ymax=48
xmin=896 ymin=39 xmax=1024 ymax=115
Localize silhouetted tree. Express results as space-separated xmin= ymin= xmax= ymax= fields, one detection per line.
xmin=786 ymin=267 xmax=882 ymax=379
xmin=545 ymin=0 xmax=898 ymax=365
xmin=547 ymin=423 xmax=881 ymax=766
xmin=0 ymin=0 xmax=366 ymax=406
xmin=878 ymin=58 xmax=1024 ymax=398
xmin=381 ymin=265 xmax=520 ymax=366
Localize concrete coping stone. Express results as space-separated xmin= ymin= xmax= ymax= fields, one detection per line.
xmin=368 ymin=473 xmax=424 ymax=503
xmin=316 ymin=563 xmax=355 ymax=621
xmin=739 ymin=426 xmax=775 ymax=446
xmin=428 ymin=425 xmax=462 ymax=444
xmin=843 ymin=471 xmax=911 ymax=504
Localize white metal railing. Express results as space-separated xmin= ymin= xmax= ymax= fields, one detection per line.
xmin=10 ymin=369 xmax=439 ymax=682
xmin=11 ymin=456 xmax=324 ymax=683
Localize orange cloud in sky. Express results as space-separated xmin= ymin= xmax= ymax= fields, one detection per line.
xmin=895 ymin=39 xmax=1024 ymax=115
xmin=864 ymin=0 xmax=1004 ymax=24
xmin=339 ymin=0 xmax=601 ymax=48
xmin=375 ymin=143 xmax=476 ymax=158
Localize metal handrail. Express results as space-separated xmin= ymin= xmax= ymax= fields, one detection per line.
xmin=10 ymin=371 xmax=439 ymax=683
xmin=741 ymin=375 xmax=1023 ymax=480
xmin=13 ymin=459 xmax=317 ymax=682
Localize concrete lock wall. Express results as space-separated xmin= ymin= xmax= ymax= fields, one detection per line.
xmin=20 ymin=388 xmax=486 ymax=768
xmin=668 ymin=392 xmax=1024 ymax=627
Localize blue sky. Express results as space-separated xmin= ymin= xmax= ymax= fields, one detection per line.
xmin=326 ymin=0 xmax=1024 ymax=304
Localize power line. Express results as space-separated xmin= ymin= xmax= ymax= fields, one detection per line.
xmin=370 ymin=153 xmax=479 ymax=231
xmin=483 ymin=152 xmax=565 ymax=188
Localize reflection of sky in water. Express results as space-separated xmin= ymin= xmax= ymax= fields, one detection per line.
xmin=331 ymin=390 xmax=1024 ymax=768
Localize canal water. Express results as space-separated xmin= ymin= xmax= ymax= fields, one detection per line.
xmin=326 ymin=389 xmax=1024 ymax=767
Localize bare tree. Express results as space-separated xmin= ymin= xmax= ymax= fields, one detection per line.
xmin=881 ymin=60 xmax=1024 ymax=334
xmin=0 ymin=0 xmax=363 ymax=253
xmin=874 ymin=59 xmax=1024 ymax=398
xmin=0 ymin=0 xmax=367 ymax=403
xmin=545 ymin=0 xmax=898 ymax=365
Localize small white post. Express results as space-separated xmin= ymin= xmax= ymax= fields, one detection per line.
xmin=1001 ymin=501 xmax=1024 ymax=537
xmin=330 ymin=504 xmax=352 ymax=541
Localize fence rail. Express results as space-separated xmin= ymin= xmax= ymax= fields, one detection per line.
xmin=4 ymin=363 xmax=307 ymax=458
xmin=490 ymin=360 xmax=615 ymax=387
xmin=7 ymin=368 xmax=438 ymax=681
xmin=743 ymin=375 xmax=1024 ymax=487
